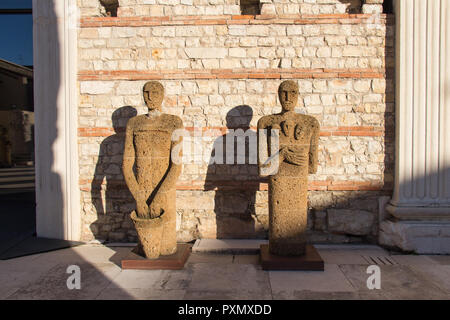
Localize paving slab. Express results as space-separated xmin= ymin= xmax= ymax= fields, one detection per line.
xmin=272 ymin=290 xmax=386 ymax=300
xmin=184 ymin=290 xmax=272 ymax=300
xmin=427 ymin=255 xmax=450 ymax=265
xmin=0 ymin=252 xmax=43 ymax=272
xmin=314 ymin=244 xmax=389 ymax=251
xmin=316 ymin=249 xmax=369 ymax=265
xmin=72 ymin=245 xmax=132 ymax=265
xmin=269 ymin=264 xmax=355 ymax=293
xmin=187 ymin=253 xmax=233 ymax=264
xmin=105 ymin=243 xmax=137 ymax=247
xmin=316 ymin=245 xmax=392 ymax=265
xmin=97 ymin=288 xmax=186 ymax=300
xmin=0 ymin=271 xmax=36 ymax=299
xmin=192 ymin=239 xmax=268 ymax=254
xmin=26 ymin=245 xmax=132 ymax=268
xmin=408 ymin=264 xmax=450 ymax=294
xmin=158 ymin=268 xmax=193 ymax=290
xmin=2 ymin=243 xmax=448 ymax=300
xmin=7 ymin=262 xmax=122 ymax=300
xmin=0 ymin=253 xmax=62 ymax=299
xmin=187 ymin=263 xmax=271 ymax=294
xmin=390 ymin=255 xmax=437 ymax=266
xmin=339 ymin=264 xmax=449 ymax=300
xmin=233 ymin=255 xmax=260 ymax=264
xmin=106 ymin=269 xmax=167 ymax=290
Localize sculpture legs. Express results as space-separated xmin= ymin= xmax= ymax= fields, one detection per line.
xmin=269 ymin=175 xmax=308 ymax=256
xmin=158 ymin=189 xmax=177 ymax=256
xmin=132 ymin=188 xmax=177 ymax=258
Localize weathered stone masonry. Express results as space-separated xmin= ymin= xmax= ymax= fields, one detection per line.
xmin=77 ymin=0 xmax=395 ymax=244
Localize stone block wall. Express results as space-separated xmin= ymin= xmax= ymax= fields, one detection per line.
xmin=80 ymin=0 xmax=386 ymax=17
xmin=77 ymin=0 xmax=395 ymax=244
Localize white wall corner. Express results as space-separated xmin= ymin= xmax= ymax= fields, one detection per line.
xmin=33 ymin=0 xmax=80 ymax=241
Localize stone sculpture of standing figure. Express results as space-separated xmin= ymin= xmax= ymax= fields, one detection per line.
xmin=257 ymin=80 xmax=320 ymax=256
xmin=122 ymin=81 xmax=183 ymax=259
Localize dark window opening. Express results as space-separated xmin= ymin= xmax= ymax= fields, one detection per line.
xmin=240 ymin=0 xmax=261 ymax=15
xmin=100 ymin=0 xmax=119 ymax=17
xmin=383 ymin=0 xmax=394 ymax=14
xmin=340 ymin=0 xmax=362 ymax=14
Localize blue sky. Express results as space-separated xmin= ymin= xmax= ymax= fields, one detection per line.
xmin=0 ymin=0 xmax=33 ymax=66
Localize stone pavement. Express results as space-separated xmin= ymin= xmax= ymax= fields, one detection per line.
xmin=1 ymin=242 xmax=449 ymax=300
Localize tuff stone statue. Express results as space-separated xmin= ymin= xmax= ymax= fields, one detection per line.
xmin=257 ymin=80 xmax=320 ymax=256
xmin=123 ymin=81 xmax=183 ymax=259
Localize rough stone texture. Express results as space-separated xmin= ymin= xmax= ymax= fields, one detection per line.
xmin=122 ymin=81 xmax=183 ymax=258
xmin=327 ymin=209 xmax=375 ymax=236
xmin=379 ymin=221 xmax=450 ymax=254
xmin=258 ymin=81 xmax=320 ymax=256
xmin=77 ymin=1 xmax=395 ymax=244
xmin=78 ymin=0 xmax=368 ymax=17
xmin=78 ymin=23 xmax=390 ymax=72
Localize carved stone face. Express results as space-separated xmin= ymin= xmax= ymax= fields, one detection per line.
xmin=143 ymin=81 xmax=164 ymax=111
xmin=278 ymin=80 xmax=299 ymax=112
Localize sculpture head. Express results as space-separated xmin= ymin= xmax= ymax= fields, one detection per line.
xmin=143 ymin=81 xmax=164 ymax=111
xmin=278 ymin=80 xmax=299 ymax=112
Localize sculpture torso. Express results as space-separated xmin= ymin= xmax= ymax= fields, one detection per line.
xmin=258 ymin=112 xmax=320 ymax=176
xmin=128 ymin=114 xmax=181 ymax=190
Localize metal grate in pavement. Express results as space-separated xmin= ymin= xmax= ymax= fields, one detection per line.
xmin=361 ymin=255 xmax=398 ymax=265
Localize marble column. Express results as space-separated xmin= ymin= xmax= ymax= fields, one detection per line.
xmin=380 ymin=0 xmax=450 ymax=253
xmin=33 ymin=0 xmax=80 ymax=240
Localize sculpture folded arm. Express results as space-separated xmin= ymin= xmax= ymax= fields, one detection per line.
xmin=257 ymin=118 xmax=272 ymax=176
xmin=122 ymin=121 xmax=140 ymax=201
xmin=282 ymin=146 xmax=307 ymax=166
xmin=148 ymin=118 xmax=183 ymax=219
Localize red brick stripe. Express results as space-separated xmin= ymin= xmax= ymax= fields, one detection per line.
xmin=78 ymin=68 xmax=387 ymax=81
xmin=79 ymin=14 xmax=391 ymax=28
xmin=78 ymin=126 xmax=384 ymax=138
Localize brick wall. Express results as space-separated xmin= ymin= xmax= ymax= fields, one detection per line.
xmin=77 ymin=0 xmax=395 ymax=244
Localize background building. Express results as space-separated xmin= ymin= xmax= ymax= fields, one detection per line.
xmin=0 ymin=59 xmax=34 ymax=167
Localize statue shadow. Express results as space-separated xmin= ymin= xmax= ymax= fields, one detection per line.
xmin=90 ymin=106 xmax=137 ymax=244
xmin=204 ymin=105 xmax=267 ymax=239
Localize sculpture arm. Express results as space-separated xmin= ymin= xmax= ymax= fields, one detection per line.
xmin=257 ymin=118 xmax=270 ymax=176
xmin=122 ymin=122 xmax=140 ymax=200
xmin=156 ymin=119 xmax=184 ymax=194
xmin=157 ymin=136 xmax=183 ymax=194
xmin=308 ymin=120 xmax=320 ymax=174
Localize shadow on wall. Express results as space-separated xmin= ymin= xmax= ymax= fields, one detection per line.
xmin=90 ymin=106 xmax=137 ymax=241
xmin=205 ymin=105 xmax=266 ymax=239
